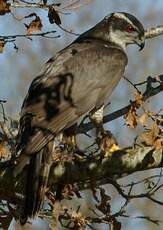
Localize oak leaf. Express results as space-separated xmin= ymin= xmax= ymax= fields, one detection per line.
xmin=134 ymin=91 xmax=143 ymax=107
xmin=124 ymin=105 xmax=137 ymax=128
xmin=0 ymin=143 xmax=10 ymax=159
xmin=0 ymin=134 xmax=10 ymax=159
xmin=0 ymin=0 xmax=10 ymax=15
xmin=140 ymin=122 xmax=160 ymax=146
xmin=25 ymin=15 xmax=42 ymax=35
xmin=139 ymin=113 xmax=148 ymax=126
xmin=154 ymin=138 xmax=163 ymax=150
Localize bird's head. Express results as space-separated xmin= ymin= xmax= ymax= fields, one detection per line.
xmin=107 ymin=12 xmax=145 ymax=50
xmin=82 ymin=12 xmax=145 ymax=51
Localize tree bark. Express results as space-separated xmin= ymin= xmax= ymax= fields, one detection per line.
xmin=0 ymin=146 xmax=162 ymax=205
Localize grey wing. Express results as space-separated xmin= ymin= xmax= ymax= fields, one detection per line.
xmin=17 ymin=40 xmax=127 ymax=154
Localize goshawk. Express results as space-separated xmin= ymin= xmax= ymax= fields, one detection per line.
xmin=15 ymin=12 xmax=145 ymax=224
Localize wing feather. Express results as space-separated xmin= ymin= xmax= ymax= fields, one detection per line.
xmin=17 ymin=40 xmax=127 ymax=154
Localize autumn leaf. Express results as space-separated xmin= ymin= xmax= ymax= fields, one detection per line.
xmin=24 ymin=15 xmax=43 ymax=35
xmin=151 ymin=122 xmax=160 ymax=137
xmin=124 ymin=92 xmax=144 ymax=128
xmin=0 ymin=0 xmax=10 ymax=15
xmin=139 ymin=113 xmax=148 ymax=126
xmin=140 ymin=122 xmax=160 ymax=146
xmin=70 ymin=210 xmax=89 ymax=228
xmin=124 ymin=105 xmax=138 ymax=128
xmin=153 ymin=138 xmax=163 ymax=150
xmin=48 ymin=6 xmax=61 ymax=25
xmin=140 ymin=130 xmax=155 ymax=145
xmin=134 ymin=91 xmax=143 ymax=107
xmin=0 ymin=133 xmax=10 ymax=159
xmin=0 ymin=39 xmax=5 ymax=53
xmin=0 ymin=143 xmax=10 ymax=159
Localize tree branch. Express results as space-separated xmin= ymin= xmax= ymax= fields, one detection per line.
xmin=0 ymin=146 xmax=162 ymax=205
xmin=0 ymin=31 xmax=60 ymax=40
xmin=78 ymin=75 xmax=163 ymax=134
xmin=49 ymin=146 xmax=163 ymax=188
xmin=145 ymin=25 xmax=163 ymax=39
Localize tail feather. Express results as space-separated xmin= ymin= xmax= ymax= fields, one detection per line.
xmin=34 ymin=159 xmax=51 ymax=215
xmin=19 ymin=144 xmax=52 ymax=225
xmin=20 ymin=153 xmax=42 ymax=224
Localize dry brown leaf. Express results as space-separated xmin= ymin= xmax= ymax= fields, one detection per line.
xmin=154 ymin=138 xmax=163 ymax=150
xmin=140 ymin=122 xmax=160 ymax=146
xmin=25 ymin=16 xmax=42 ymax=35
xmin=0 ymin=0 xmax=10 ymax=15
xmin=48 ymin=6 xmax=61 ymax=25
xmin=0 ymin=40 xmax=5 ymax=53
xmin=151 ymin=122 xmax=160 ymax=137
xmin=124 ymin=106 xmax=137 ymax=128
xmin=124 ymin=92 xmax=144 ymax=128
xmin=139 ymin=113 xmax=148 ymax=126
xmin=61 ymin=184 xmax=74 ymax=199
xmin=0 ymin=143 xmax=10 ymax=159
xmin=140 ymin=130 xmax=155 ymax=145
xmin=134 ymin=91 xmax=143 ymax=107
xmin=0 ymin=134 xmax=10 ymax=159
xmin=65 ymin=210 xmax=89 ymax=229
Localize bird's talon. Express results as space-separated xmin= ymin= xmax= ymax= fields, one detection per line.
xmin=103 ymin=144 xmax=121 ymax=157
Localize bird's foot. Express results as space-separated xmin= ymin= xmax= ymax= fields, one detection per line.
xmin=96 ymin=129 xmax=120 ymax=157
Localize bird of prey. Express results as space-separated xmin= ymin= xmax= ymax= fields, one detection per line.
xmin=15 ymin=12 xmax=145 ymax=224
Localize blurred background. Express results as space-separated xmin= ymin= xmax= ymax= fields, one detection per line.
xmin=0 ymin=0 xmax=163 ymax=229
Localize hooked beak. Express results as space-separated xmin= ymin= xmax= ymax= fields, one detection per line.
xmin=136 ymin=35 xmax=145 ymax=51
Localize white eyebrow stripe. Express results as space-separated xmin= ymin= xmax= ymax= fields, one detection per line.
xmin=113 ymin=13 xmax=138 ymax=30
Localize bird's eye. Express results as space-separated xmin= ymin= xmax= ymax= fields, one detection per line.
xmin=126 ymin=25 xmax=136 ymax=33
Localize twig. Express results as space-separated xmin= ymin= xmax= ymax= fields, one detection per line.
xmin=58 ymin=25 xmax=80 ymax=36
xmin=0 ymin=31 xmax=60 ymax=42
xmin=123 ymin=75 xmax=141 ymax=93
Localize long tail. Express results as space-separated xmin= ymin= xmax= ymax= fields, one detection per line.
xmin=20 ymin=146 xmax=52 ymax=225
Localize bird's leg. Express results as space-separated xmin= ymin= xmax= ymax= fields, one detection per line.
xmin=62 ymin=125 xmax=84 ymax=159
xmin=89 ymin=105 xmax=104 ymax=133
xmin=89 ymin=106 xmax=120 ymax=156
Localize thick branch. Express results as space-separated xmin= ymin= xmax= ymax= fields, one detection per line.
xmin=145 ymin=25 xmax=163 ymax=39
xmin=0 ymin=146 xmax=162 ymax=205
xmin=49 ymin=146 xmax=163 ymax=187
